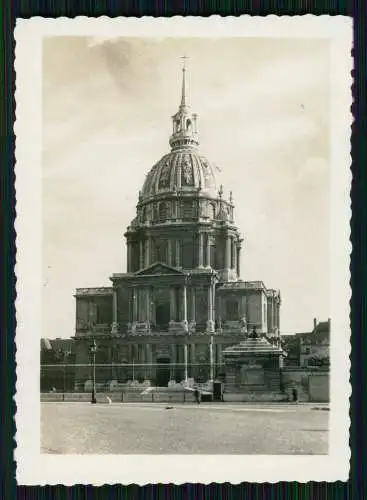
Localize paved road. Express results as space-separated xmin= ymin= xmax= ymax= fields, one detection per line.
xmin=41 ymin=402 xmax=329 ymax=455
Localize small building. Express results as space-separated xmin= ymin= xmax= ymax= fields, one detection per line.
xmin=299 ymin=319 xmax=330 ymax=368
xmin=281 ymin=318 xmax=330 ymax=368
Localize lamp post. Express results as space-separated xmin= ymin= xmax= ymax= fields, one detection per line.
xmin=60 ymin=349 xmax=71 ymax=402
xmin=90 ymin=340 xmax=97 ymax=404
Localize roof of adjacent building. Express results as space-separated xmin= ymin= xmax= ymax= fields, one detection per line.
xmin=75 ymin=287 xmax=113 ymax=297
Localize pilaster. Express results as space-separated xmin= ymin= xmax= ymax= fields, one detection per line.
xmin=132 ymin=287 xmax=137 ymax=323
xmin=209 ymin=337 xmax=214 ymax=381
xmin=206 ymin=282 xmax=215 ymax=333
xmin=184 ymin=343 xmax=188 ymax=382
xmin=169 ymin=286 xmax=176 ymax=321
xmin=167 ymin=239 xmax=173 ymax=266
xmin=111 ymin=287 xmax=118 ymax=334
xmin=139 ymin=240 xmax=144 ymax=270
xmin=182 ymin=285 xmax=188 ymax=331
xmin=236 ymin=246 xmax=241 ymax=277
xmin=225 ymin=234 xmax=231 ymax=269
xmin=198 ymin=232 xmax=204 ymax=267
xmin=206 ymin=234 xmax=211 ymax=268
xmin=175 ymin=240 xmax=181 ymax=267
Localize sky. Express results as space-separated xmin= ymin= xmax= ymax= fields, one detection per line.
xmin=42 ymin=36 xmax=331 ymax=338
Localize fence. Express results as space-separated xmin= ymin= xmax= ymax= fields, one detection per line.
xmin=40 ymin=362 xmax=226 ymax=395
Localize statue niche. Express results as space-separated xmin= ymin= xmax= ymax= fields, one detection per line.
xmin=181 ymin=159 xmax=193 ymax=186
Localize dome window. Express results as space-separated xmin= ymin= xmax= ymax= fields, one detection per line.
xmin=208 ymin=202 xmax=216 ymax=219
xmin=140 ymin=206 xmax=146 ymax=223
xmin=158 ymin=202 xmax=167 ymax=222
xmin=183 ymin=200 xmax=193 ymax=220
xmin=186 ymin=119 xmax=192 ymax=131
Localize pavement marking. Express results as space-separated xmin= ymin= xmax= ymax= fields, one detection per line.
xmin=41 ymin=402 xmax=329 ymax=414
xmin=78 ymin=404 xmax=325 ymax=414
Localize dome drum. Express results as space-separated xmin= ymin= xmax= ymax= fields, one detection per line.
xmin=131 ymin=196 xmax=234 ymax=228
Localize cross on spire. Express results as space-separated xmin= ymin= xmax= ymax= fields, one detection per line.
xmin=181 ymin=55 xmax=189 ymax=70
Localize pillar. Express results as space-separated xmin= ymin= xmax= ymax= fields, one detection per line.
xmin=170 ymin=287 xmax=176 ymax=321
xmin=198 ymin=232 xmax=204 ymax=267
xmin=225 ymin=235 xmax=231 ymax=269
xmin=139 ymin=240 xmax=144 ymax=270
xmin=112 ymin=287 xmax=118 ymax=334
xmin=176 ymin=240 xmax=181 ymax=267
xmin=127 ymin=242 xmax=131 ymax=272
xmin=144 ymin=238 xmax=150 ymax=268
xmin=184 ymin=343 xmax=188 ymax=382
xmin=145 ymin=288 xmax=150 ymax=322
xmin=191 ymin=287 xmax=196 ymax=322
xmin=232 ymin=240 xmax=237 ymax=271
xmin=207 ymin=282 xmax=214 ymax=332
xmin=212 ymin=283 xmax=216 ymax=325
xmin=183 ymin=285 xmax=188 ymax=329
xmin=209 ymin=336 xmax=214 ymax=381
xmin=132 ymin=287 xmax=137 ymax=322
xmin=236 ymin=246 xmax=241 ymax=277
xmin=206 ymin=235 xmax=211 ymax=268
xmin=168 ymin=239 xmax=173 ymax=266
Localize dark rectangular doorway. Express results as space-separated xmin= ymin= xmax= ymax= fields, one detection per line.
xmin=155 ymin=303 xmax=170 ymax=331
xmin=156 ymin=357 xmax=170 ymax=387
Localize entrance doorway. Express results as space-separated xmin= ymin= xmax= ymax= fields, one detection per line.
xmin=156 ymin=357 xmax=170 ymax=387
xmin=155 ymin=303 xmax=170 ymax=331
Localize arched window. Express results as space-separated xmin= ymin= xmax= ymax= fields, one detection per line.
xmin=207 ymin=202 xmax=216 ymax=219
xmin=186 ymin=119 xmax=192 ymax=131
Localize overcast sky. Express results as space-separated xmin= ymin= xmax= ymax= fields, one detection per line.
xmin=42 ymin=36 xmax=330 ymax=338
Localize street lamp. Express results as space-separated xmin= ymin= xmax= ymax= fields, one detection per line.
xmin=89 ymin=340 xmax=97 ymax=404
xmin=60 ymin=349 xmax=71 ymax=402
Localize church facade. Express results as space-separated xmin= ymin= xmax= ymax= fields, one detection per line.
xmin=73 ymin=63 xmax=281 ymax=388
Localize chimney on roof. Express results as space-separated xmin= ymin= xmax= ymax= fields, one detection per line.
xmin=313 ymin=318 xmax=317 ymax=331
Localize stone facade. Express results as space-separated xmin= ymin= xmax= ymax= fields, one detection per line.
xmin=72 ymin=63 xmax=281 ymax=388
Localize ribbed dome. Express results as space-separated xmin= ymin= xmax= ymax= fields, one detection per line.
xmin=141 ymin=148 xmax=217 ymax=200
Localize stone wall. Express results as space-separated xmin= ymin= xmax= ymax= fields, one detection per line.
xmin=41 ymin=388 xmax=196 ymax=404
xmin=246 ymin=291 xmax=263 ymax=331
xmin=281 ymin=368 xmax=329 ymax=402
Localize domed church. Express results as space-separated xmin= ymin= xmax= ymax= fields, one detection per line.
xmin=73 ymin=62 xmax=281 ymax=387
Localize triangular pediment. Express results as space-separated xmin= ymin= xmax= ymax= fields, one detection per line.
xmin=134 ymin=262 xmax=185 ymax=276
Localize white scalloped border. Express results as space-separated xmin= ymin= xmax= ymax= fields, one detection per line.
xmin=14 ymin=15 xmax=353 ymax=485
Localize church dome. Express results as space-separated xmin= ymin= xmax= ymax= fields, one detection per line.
xmin=141 ymin=148 xmax=217 ymax=200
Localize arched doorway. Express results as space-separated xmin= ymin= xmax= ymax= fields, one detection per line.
xmin=156 ymin=357 xmax=170 ymax=387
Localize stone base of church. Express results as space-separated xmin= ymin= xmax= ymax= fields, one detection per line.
xmin=223 ymin=391 xmax=287 ymax=402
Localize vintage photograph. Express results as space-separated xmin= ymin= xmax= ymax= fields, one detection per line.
xmin=15 ymin=17 xmax=352 ymax=484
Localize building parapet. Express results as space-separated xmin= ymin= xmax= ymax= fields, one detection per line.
xmin=75 ymin=287 xmax=113 ymax=297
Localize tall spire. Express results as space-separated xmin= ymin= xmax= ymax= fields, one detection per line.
xmin=180 ymin=55 xmax=188 ymax=107
xmin=170 ymin=56 xmax=199 ymax=150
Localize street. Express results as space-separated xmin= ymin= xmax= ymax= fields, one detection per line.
xmin=41 ymin=402 xmax=329 ymax=455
